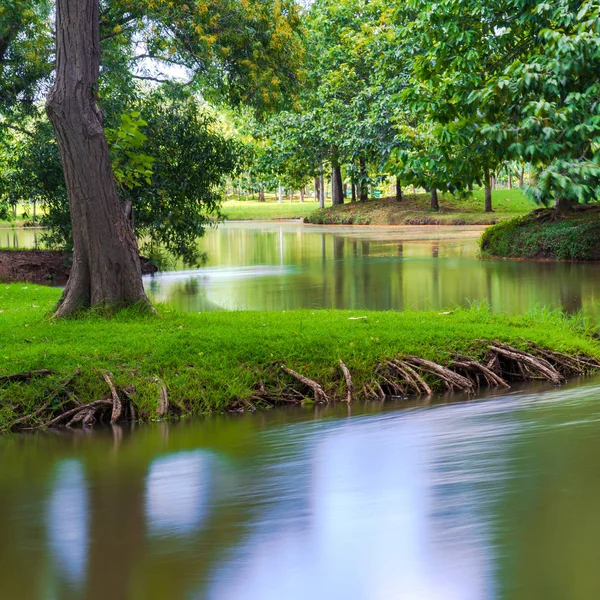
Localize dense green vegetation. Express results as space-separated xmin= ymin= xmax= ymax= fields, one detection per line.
xmin=481 ymin=209 xmax=600 ymax=261
xmin=1 ymin=284 xmax=598 ymax=430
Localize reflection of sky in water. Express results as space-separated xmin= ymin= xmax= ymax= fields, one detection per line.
xmin=206 ymin=403 xmax=521 ymax=600
xmin=145 ymin=451 xmax=212 ymax=537
xmin=47 ymin=460 xmax=89 ymax=589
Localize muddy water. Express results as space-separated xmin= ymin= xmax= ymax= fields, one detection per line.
xmin=7 ymin=222 xmax=600 ymax=320
xmin=1 ymin=379 xmax=600 ymax=599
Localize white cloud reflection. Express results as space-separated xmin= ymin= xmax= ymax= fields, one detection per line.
xmin=47 ymin=460 xmax=89 ymax=590
xmin=145 ymin=450 xmax=212 ymax=537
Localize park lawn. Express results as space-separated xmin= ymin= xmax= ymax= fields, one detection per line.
xmin=221 ymin=199 xmax=325 ymax=220
xmin=0 ymin=284 xmax=598 ymax=430
xmin=306 ymin=189 xmax=536 ymax=225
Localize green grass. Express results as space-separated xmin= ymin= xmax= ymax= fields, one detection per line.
xmin=306 ymin=189 xmax=535 ymax=226
xmin=480 ymin=209 xmax=600 ymax=261
xmin=0 ymin=284 xmax=598 ymax=430
xmin=221 ymin=199 xmax=325 ymax=221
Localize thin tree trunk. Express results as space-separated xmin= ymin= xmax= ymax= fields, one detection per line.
xmin=484 ymin=166 xmax=493 ymax=213
xmin=46 ymin=0 xmax=150 ymax=317
xmin=359 ymin=158 xmax=368 ymax=202
xmin=395 ymin=178 xmax=403 ymax=202
xmin=467 ymin=182 xmax=473 ymax=192
xmin=278 ymin=183 xmax=283 ymax=204
xmin=519 ymin=168 xmax=525 ymax=188
xmin=315 ymin=176 xmax=320 ymax=204
xmin=332 ymin=161 xmax=344 ymax=206
xmin=508 ymin=170 xmax=512 ymax=190
xmin=319 ymin=167 xmax=325 ymax=209
xmin=300 ymin=188 xmax=304 ymax=203
xmin=351 ymin=183 xmax=357 ymax=203
xmin=430 ymin=187 xmax=439 ymax=211
xmin=259 ymin=187 xmax=265 ymax=202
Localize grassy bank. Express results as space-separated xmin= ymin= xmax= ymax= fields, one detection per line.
xmin=1 ymin=284 xmax=599 ymax=431
xmin=306 ymin=190 xmax=534 ymax=226
xmin=480 ymin=209 xmax=600 ymax=261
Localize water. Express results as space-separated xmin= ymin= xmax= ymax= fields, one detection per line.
xmin=1 ymin=379 xmax=600 ymax=599
xmin=5 ymin=222 xmax=600 ymax=598
xmin=7 ymin=222 xmax=600 ymax=319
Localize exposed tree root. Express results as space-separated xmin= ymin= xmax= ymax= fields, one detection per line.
xmin=339 ymin=360 xmax=354 ymax=403
xmin=103 ymin=372 xmax=123 ymax=424
xmin=4 ymin=339 xmax=599 ymax=428
xmin=281 ymin=365 xmax=330 ymax=403
xmin=403 ymin=356 xmax=476 ymax=394
xmin=486 ymin=342 xmax=565 ymax=385
xmin=154 ymin=377 xmax=169 ymax=416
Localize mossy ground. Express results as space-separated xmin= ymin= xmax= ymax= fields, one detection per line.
xmin=480 ymin=208 xmax=600 ymax=261
xmin=1 ymin=284 xmax=598 ymax=431
xmin=306 ymin=190 xmax=533 ymax=226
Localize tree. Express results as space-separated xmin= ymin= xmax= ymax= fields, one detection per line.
xmin=15 ymin=0 xmax=303 ymax=316
xmin=46 ymin=0 xmax=151 ymax=317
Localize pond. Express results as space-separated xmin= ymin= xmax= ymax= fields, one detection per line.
xmin=2 ymin=378 xmax=600 ymax=599
xmin=7 ymin=222 xmax=600 ymax=319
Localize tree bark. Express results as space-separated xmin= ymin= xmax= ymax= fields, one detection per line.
xmin=359 ymin=158 xmax=368 ymax=202
xmin=331 ymin=161 xmax=344 ymax=206
xmin=430 ymin=187 xmax=439 ymax=211
xmin=258 ymin=187 xmax=265 ymax=202
xmin=351 ymin=183 xmax=357 ymax=203
xmin=555 ymin=196 xmax=574 ymax=216
xmin=314 ymin=176 xmax=320 ymax=204
xmin=319 ymin=167 xmax=325 ymax=209
xmin=46 ymin=0 xmax=150 ymax=317
xmin=484 ymin=166 xmax=493 ymax=213
xmin=300 ymin=188 xmax=304 ymax=203
xmin=395 ymin=179 xmax=403 ymax=202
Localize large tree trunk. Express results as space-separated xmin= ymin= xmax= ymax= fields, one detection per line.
xmin=331 ymin=161 xmax=344 ymax=206
xmin=484 ymin=166 xmax=493 ymax=213
xmin=430 ymin=187 xmax=439 ymax=211
xmin=46 ymin=0 xmax=150 ymax=318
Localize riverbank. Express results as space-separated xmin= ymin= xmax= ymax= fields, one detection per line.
xmin=1 ymin=284 xmax=598 ymax=432
xmin=480 ymin=208 xmax=600 ymax=261
xmin=306 ymin=190 xmax=533 ymax=225
xmin=0 ymin=249 xmax=158 ymax=284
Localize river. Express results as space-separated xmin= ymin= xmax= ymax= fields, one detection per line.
xmin=3 ymin=221 xmax=600 ymax=598
xmin=1 ymin=378 xmax=600 ymax=599
xmin=6 ymin=221 xmax=600 ymax=319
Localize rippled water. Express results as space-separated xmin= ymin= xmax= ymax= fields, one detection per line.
xmin=7 ymin=222 xmax=600 ymax=318
xmin=1 ymin=379 xmax=600 ymax=599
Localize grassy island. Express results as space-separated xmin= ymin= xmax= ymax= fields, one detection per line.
xmin=1 ymin=284 xmax=599 ymax=433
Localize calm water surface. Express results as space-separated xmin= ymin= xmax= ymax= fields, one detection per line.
xmin=7 ymin=222 xmax=600 ymax=318
xmin=2 ymin=379 xmax=600 ymax=599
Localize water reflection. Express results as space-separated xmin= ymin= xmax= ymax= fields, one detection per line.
xmin=8 ymin=222 xmax=600 ymax=320
xmin=2 ymin=381 xmax=600 ymax=598
xmin=47 ymin=460 xmax=89 ymax=590
xmin=145 ymin=451 xmax=212 ymax=537
xmin=139 ymin=222 xmax=600 ymax=320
